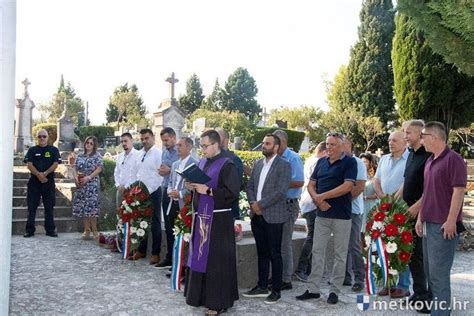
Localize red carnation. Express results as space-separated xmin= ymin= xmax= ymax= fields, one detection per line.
xmin=180 ymin=207 xmax=189 ymax=219
xmin=185 ymin=194 xmax=192 ymax=204
xmin=399 ymin=251 xmax=411 ymax=262
xmin=366 ymin=220 xmax=373 ymax=232
xmin=125 ymin=196 xmax=134 ymax=205
xmin=380 ymin=202 xmax=392 ymax=211
xmin=385 ymin=223 xmax=398 ymax=237
xmin=393 ymin=213 xmax=406 ymax=226
xmin=122 ymin=213 xmax=130 ymax=223
xmin=137 ymin=192 xmax=147 ymax=202
xmin=130 ymin=186 xmax=142 ymax=195
xmin=374 ymin=212 xmax=385 ymax=222
xmin=371 ymin=230 xmax=382 ymax=240
xmin=132 ymin=209 xmax=140 ymax=219
xmin=143 ymin=208 xmax=152 ymax=217
xmin=184 ymin=216 xmax=192 ymax=228
xmin=401 ymin=231 xmax=413 ymax=244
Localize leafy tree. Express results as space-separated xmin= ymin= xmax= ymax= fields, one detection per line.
xmin=188 ymin=108 xmax=256 ymax=149
xmin=344 ymin=0 xmax=396 ymax=125
xmin=178 ymin=73 xmax=205 ymax=115
xmin=202 ymin=79 xmax=225 ymax=111
xmin=267 ymin=106 xmax=325 ymax=144
xmin=105 ymin=83 xmax=148 ymax=129
xmin=325 ymin=65 xmax=348 ymax=112
xmin=38 ymin=75 xmax=85 ymax=126
xmin=222 ymin=67 xmax=261 ymax=121
xmin=392 ymin=14 xmax=474 ymax=133
xmin=397 ymin=0 xmax=474 ymax=76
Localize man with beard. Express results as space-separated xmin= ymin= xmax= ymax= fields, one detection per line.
xmin=184 ymin=130 xmax=240 ymax=315
xmin=243 ymin=134 xmax=291 ymax=304
xmin=114 ymin=133 xmax=139 ymax=208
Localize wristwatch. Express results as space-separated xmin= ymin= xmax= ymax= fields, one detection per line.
xmin=206 ymin=187 xmax=212 ymax=195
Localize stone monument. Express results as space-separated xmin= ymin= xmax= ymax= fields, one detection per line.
xmin=153 ymin=72 xmax=186 ymax=148
xmin=54 ymin=95 xmax=75 ymax=153
xmin=14 ymin=78 xmax=35 ymax=154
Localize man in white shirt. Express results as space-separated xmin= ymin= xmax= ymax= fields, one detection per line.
xmin=114 ymin=133 xmax=139 ymax=208
xmin=130 ymin=129 xmax=163 ymax=264
xmin=156 ymin=137 xmax=198 ymax=268
xmin=295 ymin=142 xmax=327 ymax=282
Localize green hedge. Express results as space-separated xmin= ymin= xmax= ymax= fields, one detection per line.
xmin=77 ymin=126 xmax=115 ymax=146
xmin=247 ymin=127 xmax=305 ymax=152
xmin=32 ymin=123 xmax=57 ymax=145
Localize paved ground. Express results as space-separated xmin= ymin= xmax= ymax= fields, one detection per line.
xmin=9 ymin=233 xmax=474 ymax=315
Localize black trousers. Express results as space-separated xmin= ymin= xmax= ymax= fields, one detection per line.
xmin=162 ymin=190 xmax=180 ymax=262
xmin=138 ymin=188 xmax=162 ymax=255
xmin=410 ymin=228 xmax=431 ymax=298
xmin=26 ymin=178 xmax=56 ymax=234
xmin=251 ymin=215 xmax=284 ymax=293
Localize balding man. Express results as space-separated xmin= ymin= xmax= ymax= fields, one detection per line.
xmin=373 ymin=130 xmax=411 ymax=298
xmin=23 ymin=129 xmax=61 ymax=238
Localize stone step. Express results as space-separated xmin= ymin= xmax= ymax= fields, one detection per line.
xmin=13 ymin=178 xmax=73 ymax=187
xmin=12 ymin=196 xmax=71 ymax=207
xmin=12 ymin=216 xmax=80 ymax=234
xmin=12 ymin=205 xmax=73 ymax=219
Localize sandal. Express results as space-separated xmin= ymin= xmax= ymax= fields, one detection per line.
xmin=205 ymin=308 xmax=227 ymax=315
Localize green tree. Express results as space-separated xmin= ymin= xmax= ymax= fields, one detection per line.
xmin=267 ymin=106 xmax=325 ymax=144
xmin=105 ymin=83 xmax=148 ymax=129
xmin=397 ymin=0 xmax=474 ymax=76
xmin=392 ymin=14 xmax=474 ymax=133
xmin=178 ymin=73 xmax=205 ymax=115
xmin=344 ymin=0 xmax=396 ymax=125
xmin=38 ymin=75 xmax=85 ymax=126
xmin=188 ymin=108 xmax=256 ymax=149
xmin=202 ymin=79 xmax=225 ymax=111
xmin=222 ymin=67 xmax=261 ymax=121
xmin=325 ymin=65 xmax=348 ymax=112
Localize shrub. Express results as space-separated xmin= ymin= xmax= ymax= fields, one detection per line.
xmin=77 ymin=126 xmax=115 ymax=146
xmin=247 ymin=127 xmax=305 ymax=152
xmin=32 ymin=123 xmax=57 ymax=145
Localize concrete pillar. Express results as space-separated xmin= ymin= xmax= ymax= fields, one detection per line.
xmin=0 ymin=0 xmax=16 ymax=313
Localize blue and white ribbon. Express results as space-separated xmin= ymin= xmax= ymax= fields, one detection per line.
xmin=171 ymin=234 xmax=185 ymax=291
xmin=366 ymin=237 xmax=389 ymax=295
xmin=122 ymin=222 xmax=131 ymax=260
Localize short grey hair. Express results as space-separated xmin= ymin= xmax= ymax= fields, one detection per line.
xmin=272 ymin=129 xmax=288 ymax=142
xmin=402 ymin=119 xmax=425 ymax=130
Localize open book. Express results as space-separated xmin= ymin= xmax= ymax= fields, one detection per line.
xmin=176 ymin=163 xmax=211 ymax=184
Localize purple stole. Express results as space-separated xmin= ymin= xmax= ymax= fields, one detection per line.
xmin=187 ymin=157 xmax=229 ymax=273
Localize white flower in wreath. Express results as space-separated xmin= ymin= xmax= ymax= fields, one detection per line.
xmin=389 ymin=268 xmax=398 ymax=276
xmin=130 ymin=202 xmax=136 ymax=207
xmin=135 ymin=201 xmax=140 ymax=206
xmin=140 ymin=221 xmax=148 ymax=229
xmin=363 ymin=256 xmax=367 ymax=264
xmin=173 ymin=227 xmax=181 ymax=236
xmin=365 ymin=235 xmax=372 ymax=247
xmin=136 ymin=228 xmax=145 ymax=237
xmin=122 ymin=200 xmax=128 ymax=207
xmin=183 ymin=233 xmax=191 ymax=242
xmin=386 ymin=241 xmax=398 ymax=254
xmin=125 ymin=206 xmax=132 ymax=213
xmin=131 ymin=238 xmax=138 ymax=244
xmin=371 ymin=256 xmax=377 ymax=264
xmin=130 ymin=226 xmax=137 ymax=234
xmin=372 ymin=221 xmax=384 ymax=230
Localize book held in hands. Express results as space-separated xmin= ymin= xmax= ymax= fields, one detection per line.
xmin=176 ymin=163 xmax=211 ymax=184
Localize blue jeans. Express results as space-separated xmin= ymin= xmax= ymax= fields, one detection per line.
xmin=423 ymin=222 xmax=458 ymax=316
xmin=397 ymin=268 xmax=411 ymax=290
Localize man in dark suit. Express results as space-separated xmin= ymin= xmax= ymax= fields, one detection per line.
xmin=156 ymin=136 xmax=198 ymax=268
xmin=242 ymin=134 xmax=292 ymax=305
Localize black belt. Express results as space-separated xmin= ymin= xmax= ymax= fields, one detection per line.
xmin=286 ymin=198 xmax=298 ymax=204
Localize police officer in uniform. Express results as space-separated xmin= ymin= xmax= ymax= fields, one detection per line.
xmin=23 ymin=129 xmax=61 ymax=237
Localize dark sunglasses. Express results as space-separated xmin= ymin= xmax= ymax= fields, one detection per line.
xmin=37 ymin=135 xmax=47 ymax=139
xmin=326 ymin=132 xmax=344 ymax=140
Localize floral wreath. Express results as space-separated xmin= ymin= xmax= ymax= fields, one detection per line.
xmin=363 ymin=195 xmax=414 ymax=294
xmin=173 ymin=193 xmax=193 ymax=241
xmin=116 ymin=181 xmax=153 ymax=257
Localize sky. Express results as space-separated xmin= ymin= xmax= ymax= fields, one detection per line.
xmin=16 ymin=0 xmax=363 ymax=125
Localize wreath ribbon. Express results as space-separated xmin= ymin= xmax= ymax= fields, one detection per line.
xmin=366 ymin=237 xmax=389 ymax=295
xmin=122 ymin=222 xmax=131 ymax=260
xmin=171 ymin=234 xmax=186 ymax=291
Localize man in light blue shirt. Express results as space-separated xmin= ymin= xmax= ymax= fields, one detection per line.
xmin=342 ymin=137 xmax=367 ymax=292
xmin=373 ymin=131 xmax=411 ymax=298
xmin=273 ymin=130 xmax=304 ymax=290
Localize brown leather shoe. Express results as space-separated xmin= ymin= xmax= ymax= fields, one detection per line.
xmin=390 ymin=288 xmax=410 ymax=298
xmin=149 ymin=255 xmax=160 ymax=265
xmin=129 ymin=251 xmax=146 ymax=261
xmin=378 ymin=287 xmax=389 ymax=296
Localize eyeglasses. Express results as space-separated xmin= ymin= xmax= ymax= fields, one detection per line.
xmin=38 ymin=135 xmax=47 ymax=139
xmin=326 ymin=132 xmax=344 ymax=140
xmin=200 ymin=142 xmax=215 ymax=149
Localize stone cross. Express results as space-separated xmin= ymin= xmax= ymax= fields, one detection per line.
xmin=21 ymin=78 xmax=31 ymax=97
xmin=165 ymin=72 xmax=179 ymax=99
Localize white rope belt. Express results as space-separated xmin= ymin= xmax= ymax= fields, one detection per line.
xmin=213 ymin=208 xmax=231 ymax=213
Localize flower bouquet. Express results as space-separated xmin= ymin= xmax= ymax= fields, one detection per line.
xmin=363 ymin=195 xmax=414 ymax=295
xmin=116 ymin=181 xmax=153 ymax=259
xmin=171 ymin=193 xmax=193 ymax=291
